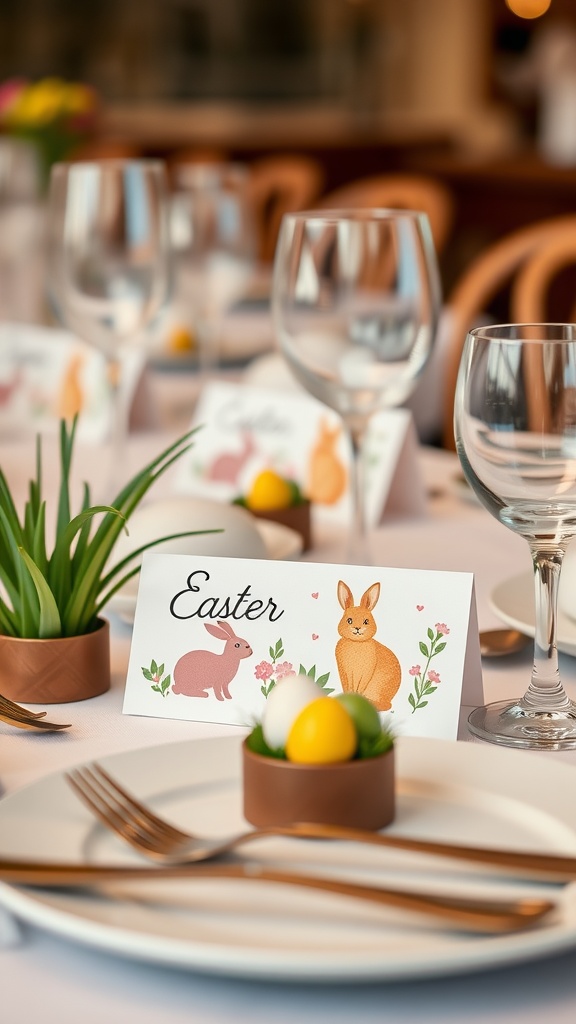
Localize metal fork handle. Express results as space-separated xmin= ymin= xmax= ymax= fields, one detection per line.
xmin=140 ymin=821 xmax=576 ymax=883
xmin=0 ymin=857 xmax=555 ymax=933
xmin=280 ymin=822 xmax=576 ymax=882
xmin=0 ymin=710 xmax=71 ymax=731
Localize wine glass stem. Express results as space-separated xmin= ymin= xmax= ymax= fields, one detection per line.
xmin=106 ymin=357 xmax=129 ymax=503
xmin=522 ymin=546 xmax=571 ymax=711
xmin=347 ymin=424 xmax=370 ymax=565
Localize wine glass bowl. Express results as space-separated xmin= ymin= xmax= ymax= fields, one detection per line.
xmin=272 ymin=208 xmax=441 ymax=561
xmin=47 ymin=159 xmax=170 ymax=493
xmin=169 ymin=162 xmax=257 ymax=370
xmin=455 ymin=323 xmax=576 ymax=749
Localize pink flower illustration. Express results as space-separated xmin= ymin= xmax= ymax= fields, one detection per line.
xmin=435 ymin=623 xmax=450 ymax=635
xmin=274 ymin=661 xmax=294 ymax=679
xmin=428 ymin=670 xmax=441 ymax=684
xmin=254 ymin=660 xmax=274 ymax=681
xmin=409 ymin=664 xmax=421 ymax=676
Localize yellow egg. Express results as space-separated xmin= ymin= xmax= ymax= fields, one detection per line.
xmin=167 ymin=324 xmax=196 ymax=353
xmin=246 ymin=469 xmax=293 ymax=511
xmin=285 ymin=697 xmax=357 ymax=764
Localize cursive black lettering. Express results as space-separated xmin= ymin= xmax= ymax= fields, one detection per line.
xmin=170 ymin=570 xmax=210 ymax=619
xmin=169 ymin=569 xmax=284 ymax=624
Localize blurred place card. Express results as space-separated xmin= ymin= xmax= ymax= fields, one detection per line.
xmin=174 ymin=380 xmax=426 ymax=528
xmin=0 ymin=322 xmax=145 ymax=441
xmin=123 ymin=551 xmax=482 ymax=741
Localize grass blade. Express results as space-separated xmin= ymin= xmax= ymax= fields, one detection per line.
xmin=18 ymin=549 xmax=62 ymax=638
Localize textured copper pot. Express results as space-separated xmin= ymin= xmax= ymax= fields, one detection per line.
xmin=0 ymin=618 xmax=111 ymax=704
xmin=242 ymin=741 xmax=395 ymax=831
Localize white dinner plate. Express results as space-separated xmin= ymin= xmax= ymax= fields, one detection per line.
xmin=490 ymin=572 xmax=576 ymax=657
xmin=107 ymin=519 xmax=302 ymax=625
xmin=2 ymin=735 xmax=576 ymax=983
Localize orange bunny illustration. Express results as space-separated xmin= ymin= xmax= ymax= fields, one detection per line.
xmin=335 ymin=580 xmax=401 ymax=711
xmin=56 ymin=351 xmax=85 ymax=421
xmin=307 ymin=419 xmax=347 ymax=505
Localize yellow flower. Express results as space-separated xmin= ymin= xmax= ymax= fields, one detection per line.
xmin=11 ymin=78 xmax=69 ymax=126
xmin=63 ymin=84 xmax=96 ymax=116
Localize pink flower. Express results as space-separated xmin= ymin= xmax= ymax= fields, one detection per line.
xmin=435 ymin=623 xmax=450 ymax=635
xmin=409 ymin=665 xmax=421 ymax=676
xmin=0 ymin=78 xmax=26 ymax=118
xmin=254 ymin=660 xmax=274 ymax=681
xmin=428 ymin=670 xmax=441 ymax=684
xmin=274 ymin=661 xmax=293 ymax=679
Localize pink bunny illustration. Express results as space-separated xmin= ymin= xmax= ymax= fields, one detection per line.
xmin=172 ymin=620 xmax=253 ymax=700
xmin=206 ymin=431 xmax=256 ymax=485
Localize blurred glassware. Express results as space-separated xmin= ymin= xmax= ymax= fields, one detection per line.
xmin=169 ymin=162 xmax=257 ymax=372
xmin=46 ymin=159 xmax=170 ymax=496
xmin=272 ymin=208 xmax=441 ymax=563
xmin=455 ymin=323 xmax=576 ymax=750
xmin=0 ymin=137 xmax=46 ymax=324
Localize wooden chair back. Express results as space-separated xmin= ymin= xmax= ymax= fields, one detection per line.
xmin=442 ymin=215 xmax=576 ymax=449
xmin=317 ymin=173 xmax=454 ymax=254
xmin=246 ymin=154 xmax=325 ymax=263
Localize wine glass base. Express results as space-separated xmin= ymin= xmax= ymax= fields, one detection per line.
xmin=468 ymin=699 xmax=576 ymax=750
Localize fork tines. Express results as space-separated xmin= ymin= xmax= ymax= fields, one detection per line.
xmin=67 ymin=765 xmax=187 ymax=855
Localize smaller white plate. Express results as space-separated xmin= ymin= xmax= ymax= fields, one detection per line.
xmin=108 ymin=519 xmax=302 ymax=625
xmin=490 ymin=572 xmax=576 ymax=657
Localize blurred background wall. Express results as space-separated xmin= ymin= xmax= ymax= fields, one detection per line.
xmin=3 ymin=0 xmax=576 ymax=289
xmin=0 ymin=0 xmax=568 ymax=156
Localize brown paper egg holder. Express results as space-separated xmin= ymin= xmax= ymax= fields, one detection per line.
xmin=242 ymin=740 xmax=395 ymax=830
xmin=246 ymin=499 xmax=312 ymax=552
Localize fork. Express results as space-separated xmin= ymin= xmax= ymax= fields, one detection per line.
xmin=0 ymin=693 xmax=71 ymax=732
xmin=67 ymin=763 xmax=576 ymax=881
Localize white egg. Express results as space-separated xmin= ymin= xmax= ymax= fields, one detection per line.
xmin=109 ymin=496 xmax=268 ymax=597
xmin=261 ymin=673 xmax=324 ymax=750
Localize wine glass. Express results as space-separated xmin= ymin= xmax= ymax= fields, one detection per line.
xmin=0 ymin=138 xmax=44 ymax=322
xmin=455 ymin=323 xmax=576 ymax=750
xmin=271 ymin=208 xmax=441 ymax=563
xmin=47 ymin=159 xmax=170 ymax=495
xmin=170 ymin=162 xmax=256 ymax=373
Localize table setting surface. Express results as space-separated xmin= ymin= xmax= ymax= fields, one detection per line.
xmin=3 ymin=415 xmax=576 ymax=1022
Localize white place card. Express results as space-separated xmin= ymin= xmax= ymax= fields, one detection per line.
xmin=174 ymin=380 xmax=425 ymax=528
xmin=0 ymin=323 xmax=145 ymax=440
xmin=123 ymin=552 xmax=483 ymax=741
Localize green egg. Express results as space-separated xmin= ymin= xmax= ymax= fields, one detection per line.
xmin=335 ymin=693 xmax=382 ymax=740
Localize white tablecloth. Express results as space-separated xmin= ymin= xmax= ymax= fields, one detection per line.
xmin=3 ymin=439 xmax=576 ymax=1024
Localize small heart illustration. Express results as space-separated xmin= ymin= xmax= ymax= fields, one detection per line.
xmin=416 ymin=605 xmax=424 ymax=611
xmin=312 ymin=633 xmax=319 ymax=640
xmin=312 ymin=592 xmax=319 ymax=599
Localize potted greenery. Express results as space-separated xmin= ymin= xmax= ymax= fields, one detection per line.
xmin=0 ymin=419 xmax=205 ymax=704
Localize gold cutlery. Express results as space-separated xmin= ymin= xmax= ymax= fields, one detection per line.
xmin=0 ymin=856 xmax=556 ymax=933
xmin=67 ymin=763 xmax=576 ymax=881
xmin=479 ymin=629 xmax=531 ymax=658
xmin=0 ymin=694 xmax=71 ymax=732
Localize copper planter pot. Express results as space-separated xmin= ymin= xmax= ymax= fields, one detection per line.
xmin=242 ymin=741 xmax=395 ymax=831
xmin=0 ymin=618 xmax=111 ymax=704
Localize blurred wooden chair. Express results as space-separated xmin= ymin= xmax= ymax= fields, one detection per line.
xmin=69 ymin=139 xmax=143 ymax=161
xmin=442 ymin=214 xmax=576 ymax=449
xmin=317 ymin=173 xmax=455 ymax=255
xmin=246 ymin=154 xmax=325 ymax=263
